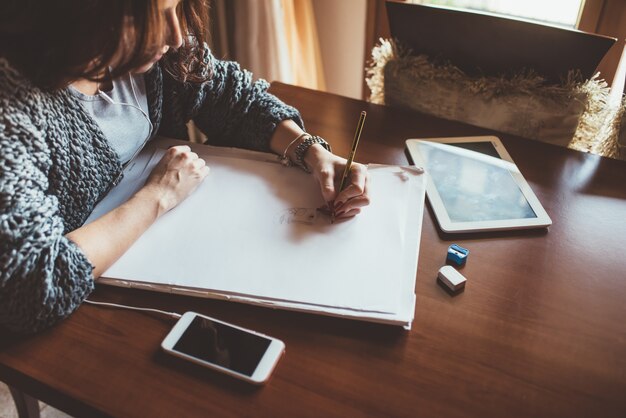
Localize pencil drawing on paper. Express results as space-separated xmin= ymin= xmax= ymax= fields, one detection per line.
xmin=278 ymin=208 xmax=318 ymax=225
xmin=278 ymin=208 xmax=330 ymax=225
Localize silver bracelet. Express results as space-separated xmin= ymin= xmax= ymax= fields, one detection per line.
xmin=278 ymin=132 xmax=309 ymax=168
xmin=293 ymin=135 xmax=332 ymax=173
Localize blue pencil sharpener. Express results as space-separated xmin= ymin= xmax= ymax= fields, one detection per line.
xmin=447 ymin=244 xmax=469 ymax=266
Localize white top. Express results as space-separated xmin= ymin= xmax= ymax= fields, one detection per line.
xmin=69 ymin=73 xmax=152 ymax=163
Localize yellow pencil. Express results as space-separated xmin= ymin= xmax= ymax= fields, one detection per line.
xmin=332 ymin=110 xmax=367 ymax=222
xmin=339 ymin=110 xmax=367 ymax=192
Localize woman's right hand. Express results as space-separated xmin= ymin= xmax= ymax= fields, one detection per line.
xmin=141 ymin=145 xmax=210 ymax=216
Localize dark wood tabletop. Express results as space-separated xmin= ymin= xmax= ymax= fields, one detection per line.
xmin=1 ymin=83 xmax=625 ymax=418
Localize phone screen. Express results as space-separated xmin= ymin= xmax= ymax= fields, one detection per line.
xmin=173 ymin=316 xmax=272 ymax=376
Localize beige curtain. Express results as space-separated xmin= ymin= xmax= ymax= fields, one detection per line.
xmin=190 ymin=0 xmax=325 ymax=142
xmin=210 ymin=0 xmax=325 ymax=90
xmin=208 ymin=0 xmax=235 ymax=60
xmin=281 ymin=0 xmax=326 ymax=89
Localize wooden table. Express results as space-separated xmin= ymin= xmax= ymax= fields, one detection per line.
xmin=1 ymin=83 xmax=625 ymax=418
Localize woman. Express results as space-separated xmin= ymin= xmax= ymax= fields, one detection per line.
xmin=0 ymin=0 xmax=369 ymax=333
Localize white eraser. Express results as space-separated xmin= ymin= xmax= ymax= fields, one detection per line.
xmin=438 ymin=265 xmax=467 ymax=291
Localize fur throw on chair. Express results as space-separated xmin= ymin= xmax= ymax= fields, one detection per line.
xmin=366 ymin=39 xmax=623 ymax=160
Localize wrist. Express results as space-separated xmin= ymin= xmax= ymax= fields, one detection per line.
xmin=303 ymin=143 xmax=330 ymax=169
xmin=277 ymin=133 xmax=331 ymax=172
xmin=292 ymin=135 xmax=332 ymax=172
xmin=279 ymin=132 xmax=309 ymax=167
xmin=135 ymin=185 xmax=171 ymax=218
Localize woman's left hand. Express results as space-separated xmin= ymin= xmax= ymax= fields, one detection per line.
xmin=304 ymin=144 xmax=370 ymax=220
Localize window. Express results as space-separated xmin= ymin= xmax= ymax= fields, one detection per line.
xmin=408 ymin=0 xmax=585 ymax=28
xmin=364 ymin=0 xmax=625 ymax=91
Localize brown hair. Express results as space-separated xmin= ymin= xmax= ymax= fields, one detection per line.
xmin=0 ymin=0 xmax=210 ymax=91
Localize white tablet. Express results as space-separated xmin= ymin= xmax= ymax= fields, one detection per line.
xmin=405 ymin=136 xmax=551 ymax=233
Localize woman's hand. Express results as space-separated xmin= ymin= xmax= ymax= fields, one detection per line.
xmin=305 ymin=144 xmax=370 ymax=220
xmin=65 ymin=145 xmax=209 ymax=278
xmin=141 ymin=145 xmax=210 ymax=216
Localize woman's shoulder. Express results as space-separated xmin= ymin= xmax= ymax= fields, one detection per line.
xmin=0 ymin=57 xmax=51 ymax=114
xmin=0 ymin=57 xmax=48 ymax=122
xmin=0 ymin=58 xmax=52 ymax=168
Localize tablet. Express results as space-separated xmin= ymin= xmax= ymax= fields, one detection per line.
xmin=406 ymin=136 xmax=551 ymax=233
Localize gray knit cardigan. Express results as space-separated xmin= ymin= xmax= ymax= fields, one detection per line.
xmin=0 ymin=45 xmax=303 ymax=333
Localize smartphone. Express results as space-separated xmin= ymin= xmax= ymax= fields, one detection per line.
xmin=161 ymin=312 xmax=285 ymax=384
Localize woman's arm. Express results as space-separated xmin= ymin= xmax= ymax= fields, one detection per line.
xmin=0 ymin=140 xmax=207 ymax=333
xmin=66 ymin=146 xmax=209 ymax=278
xmin=0 ymin=139 xmax=92 ymax=332
xmin=160 ymin=44 xmax=303 ymax=152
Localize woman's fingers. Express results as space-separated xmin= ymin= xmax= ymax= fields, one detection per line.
xmin=191 ymin=158 xmax=210 ymax=178
xmin=335 ymin=207 xmax=362 ymax=220
xmin=334 ymin=163 xmax=367 ymax=203
xmin=146 ymin=145 xmax=210 ymax=214
xmin=334 ymin=163 xmax=370 ymax=212
xmin=165 ymin=145 xmax=193 ymax=156
xmin=335 ymin=195 xmax=370 ymax=213
xmin=166 ymin=145 xmax=191 ymax=158
xmin=191 ymin=156 xmax=205 ymax=167
xmin=171 ymin=149 xmax=199 ymax=166
xmin=316 ymin=167 xmax=336 ymax=205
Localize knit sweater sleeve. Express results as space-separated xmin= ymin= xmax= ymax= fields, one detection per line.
xmin=165 ymin=44 xmax=304 ymax=152
xmin=0 ymin=104 xmax=95 ymax=334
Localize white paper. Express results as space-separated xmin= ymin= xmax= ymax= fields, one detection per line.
xmin=87 ymin=139 xmax=425 ymax=322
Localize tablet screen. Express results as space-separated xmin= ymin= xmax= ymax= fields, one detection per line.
xmin=415 ymin=141 xmax=536 ymax=222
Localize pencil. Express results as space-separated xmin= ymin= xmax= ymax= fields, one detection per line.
xmin=332 ymin=110 xmax=367 ymax=222
xmin=338 ymin=110 xmax=367 ymax=192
